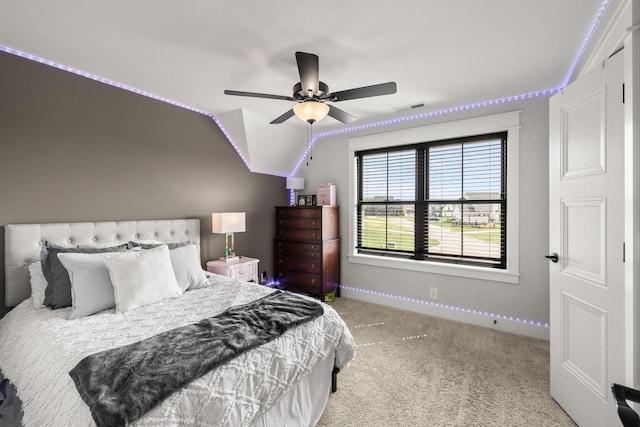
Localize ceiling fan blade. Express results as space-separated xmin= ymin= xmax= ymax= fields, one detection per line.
xmin=270 ymin=109 xmax=296 ymax=124
xmin=328 ymin=105 xmax=357 ymax=124
xmin=224 ymin=89 xmax=295 ymax=101
xmin=331 ymin=82 xmax=397 ymax=102
xmin=295 ymin=52 xmax=319 ymax=97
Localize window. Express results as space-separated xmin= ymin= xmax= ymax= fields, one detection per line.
xmin=356 ymin=132 xmax=506 ymax=268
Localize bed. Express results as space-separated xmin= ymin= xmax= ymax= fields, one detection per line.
xmin=0 ymin=219 xmax=355 ymax=426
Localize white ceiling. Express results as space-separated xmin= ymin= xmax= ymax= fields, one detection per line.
xmin=0 ymin=0 xmax=618 ymax=173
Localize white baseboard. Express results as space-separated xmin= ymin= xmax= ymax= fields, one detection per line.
xmin=339 ymin=288 xmax=550 ymax=341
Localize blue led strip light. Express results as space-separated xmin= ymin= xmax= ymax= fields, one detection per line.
xmin=560 ymin=0 xmax=611 ymax=88
xmin=341 ymin=285 xmax=550 ymax=328
xmin=289 ymin=87 xmax=560 ymax=175
xmin=0 ymin=45 xmax=260 ymax=174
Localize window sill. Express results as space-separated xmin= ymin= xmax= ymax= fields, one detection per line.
xmin=347 ymin=253 xmax=520 ymax=284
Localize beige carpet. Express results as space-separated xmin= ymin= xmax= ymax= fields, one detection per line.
xmin=317 ymin=298 xmax=575 ymax=427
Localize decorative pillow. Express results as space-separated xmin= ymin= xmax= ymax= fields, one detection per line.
xmin=78 ymin=241 xmax=127 ymax=249
xmin=57 ymin=252 xmax=116 ymax=320
xmin=169 ymin=244 xmax=210 ymax=291
xmin=104 ymin=245 xmax=182 ymax=313
xmin=128 ymin=240 xmax=191 ymax=250
xmin=27 ymin=262 xmax=47 ymax=309
xmin=41 ymin=242 xmax=129 ymax=309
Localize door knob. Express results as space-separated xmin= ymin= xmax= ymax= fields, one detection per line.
xmin=545 ymin=253 xmax=559 ymax=263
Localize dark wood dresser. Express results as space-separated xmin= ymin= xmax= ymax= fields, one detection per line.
xmin=273 ymin=206 xmax=340 ymax=301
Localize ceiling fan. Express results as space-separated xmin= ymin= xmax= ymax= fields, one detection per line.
xmin=224 ymin=51 xmax=397 ymax=125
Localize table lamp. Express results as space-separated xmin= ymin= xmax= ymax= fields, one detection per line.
xmin=286 ymin=177 xmax=305 ymax=206
xmin=211 ymin=212 xmax=246 ymax=261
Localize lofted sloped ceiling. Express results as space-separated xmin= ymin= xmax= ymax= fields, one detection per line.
xmin=0 ymin=0 xmax=620 ymax=175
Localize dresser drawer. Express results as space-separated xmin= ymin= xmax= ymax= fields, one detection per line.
xmin=276 ymin=239 xmax=322 ymax=252
xmin=275 ymin=271 xmax=323 ymax=290
xmin=275 ymin=240 xmax=321 ymax=258
xmin=279 ymin=282 xmax=322 ymax=298
xmin=233 ymin=264 xmax=257 ymax=282
xmin=276 ymin=207 xmax=321 ymax=219
xmin=276 ymin=217 xmax=322 ymax=230
xmin=276 ymin=228 xmax=323 ymax=241
xmin=276 ymin=256 xmax=322 ymax=274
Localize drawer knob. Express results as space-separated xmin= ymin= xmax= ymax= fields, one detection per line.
xmin=310 ymin=264 xmax=316 ymax=269
xmin=310 ymin=279 xmax=316 ymax=285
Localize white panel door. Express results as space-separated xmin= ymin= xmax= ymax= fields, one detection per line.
xmin=549 ymin=51 xmax=625 ymax=426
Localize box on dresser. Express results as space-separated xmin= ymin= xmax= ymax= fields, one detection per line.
xmin=317 ymin=183 xmax=336 ymax=206
xmin=273 ymin=206 xmax=340 ymax=301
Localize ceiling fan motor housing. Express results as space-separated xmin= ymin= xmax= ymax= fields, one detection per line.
xmin=293 ymin=81 xmax=329 ymax=100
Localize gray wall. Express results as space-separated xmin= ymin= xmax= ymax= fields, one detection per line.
xmin=0 ymin=52 xmax=288 ymax=316
xmin=302 ymin=98 xmax=551 ymax=336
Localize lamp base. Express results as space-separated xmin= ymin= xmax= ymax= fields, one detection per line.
xmin=219 ymin=256 xmax=240 ymax=262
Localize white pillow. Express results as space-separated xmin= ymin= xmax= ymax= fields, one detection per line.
xmin=28 ymin=262 xmax=47 ymax=309
xmin=104 ymin=245 xmax=182 ymax=313
xmin=169 ymin=244 xmax=210 ymax=291
xmin=57 ymin=252 xmax=116 ymax=319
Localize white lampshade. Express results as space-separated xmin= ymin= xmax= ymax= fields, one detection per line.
xmin=293 ymin=101 xmax=330 ymax=123
xmin=211 ymin=212 xmax=246 ymax=234
xmin=286 ymin=177 xmax=305 ymax=191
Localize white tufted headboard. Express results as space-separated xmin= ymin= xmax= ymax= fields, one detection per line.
xmin=4 ymin=219 xmax=200 ymax=307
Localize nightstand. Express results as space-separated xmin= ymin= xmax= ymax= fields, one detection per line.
xmin=206 ymin=257 xmax=259 ymax=282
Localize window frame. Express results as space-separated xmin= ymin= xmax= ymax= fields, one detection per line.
xmin=356 ymin=132 xmax=507 ymax=267
xmin=347 ymin=111 xmax=521 ymax=284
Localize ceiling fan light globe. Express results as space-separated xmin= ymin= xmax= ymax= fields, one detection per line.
xmin=293 ymin=101 xmax=330 ymax=123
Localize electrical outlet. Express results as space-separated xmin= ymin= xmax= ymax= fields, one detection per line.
xmin=429 ymin=287 xmax=438 ymax=300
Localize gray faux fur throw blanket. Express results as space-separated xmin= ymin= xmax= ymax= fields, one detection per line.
xmin=69 ymin=291 xmax=323 ymax=427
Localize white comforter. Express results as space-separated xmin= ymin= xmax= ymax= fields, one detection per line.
xmin=0 ymin=274 xmax=355 ymax=426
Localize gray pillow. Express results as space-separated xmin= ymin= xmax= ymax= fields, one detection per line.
xmin=41 ymin=242 xmax=128 ymax=309
xmin=127 ymin=241 xmax=191 ymax=250
xmin=57 ymin=252 xmax=117 ymax=319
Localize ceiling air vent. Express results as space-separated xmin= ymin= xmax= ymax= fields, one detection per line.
xmin=393 ymin=102 xmax=426 ymax=112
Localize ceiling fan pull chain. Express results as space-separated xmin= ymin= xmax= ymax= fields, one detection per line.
xmin=310 ymin=123 xmax=313 ymax=162
xmin=306 ymin=123 xmax=310 ymax=166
